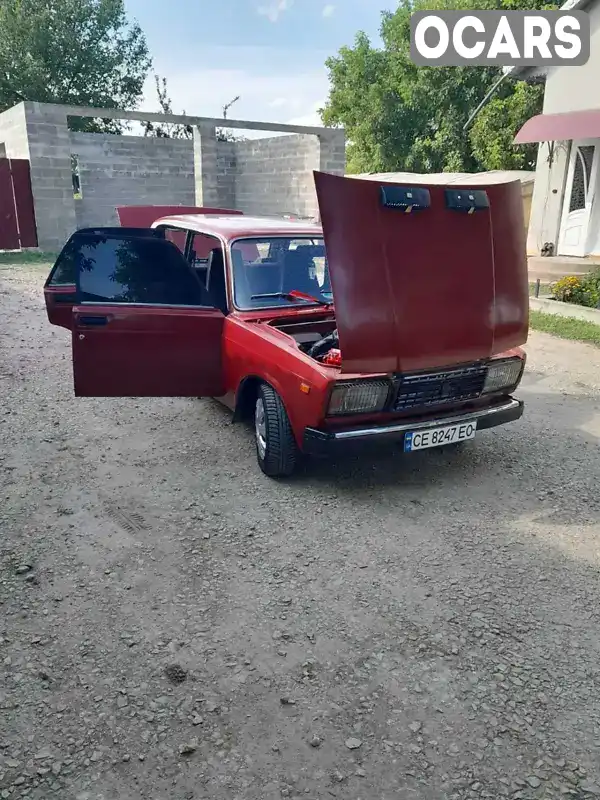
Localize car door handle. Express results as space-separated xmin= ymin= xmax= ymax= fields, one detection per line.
xmin=78 ymin=315 xmax=110 ymax=326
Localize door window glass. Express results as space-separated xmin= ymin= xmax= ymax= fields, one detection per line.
xmin=47 ymin=228 xmax=164 ymax=287
xmin=189 ymin=232 xmax=221 ymax=265
xmin=569 ymin=145 xmax=595 ymax=213
xmin=47 ymin=239 xmax=77 ymax=285
xmin=75 ymin=234 xmax=207 ymax=306
xmin=187 ymin=233 xmax=223 ymax=292
xmin=161 ymin=227 xmax=187 ymax=253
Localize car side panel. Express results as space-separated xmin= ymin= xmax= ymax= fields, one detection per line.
xmin=222 ymin=317 xmax=332 ymax=446
xmin=44 ymin=284 xmax=76 ymax=330
xmin=72 ymin=305 xmax=225 ymax=397
xmin=221 ymin=317 xmax=528 ymax=447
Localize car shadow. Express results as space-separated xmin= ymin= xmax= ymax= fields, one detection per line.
xmin=291 ymin=389 xmax=598 ymax=524
xmin=205 ymin=384 xmax=600 ymax=531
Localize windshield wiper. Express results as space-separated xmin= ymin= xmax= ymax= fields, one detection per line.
xmin=250 ymin=290 xmax=331 ymax=307
xmin=288 ymin=289 xmax=331 ymax=307
xmin=251 ymin=292 xmax=307 ymax=301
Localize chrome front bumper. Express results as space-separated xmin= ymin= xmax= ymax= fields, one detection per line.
xmin=302 ymin=397 xmax=523 ymax=456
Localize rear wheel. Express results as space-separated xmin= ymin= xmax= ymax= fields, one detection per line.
xmin=254 ymin=383 xmax=298 ymax=477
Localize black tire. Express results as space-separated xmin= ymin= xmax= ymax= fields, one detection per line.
xmin=254 ymin=383 xmax=299 ymax=477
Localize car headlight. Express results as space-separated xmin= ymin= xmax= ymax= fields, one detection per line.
xmin=327 ymin=380 xmax=390 ymax=416
xmin=483 ymin=357 xmax=523 ymax=394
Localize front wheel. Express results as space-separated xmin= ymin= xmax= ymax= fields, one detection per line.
xmin=254 ymin=383 xmax=299 ymax=477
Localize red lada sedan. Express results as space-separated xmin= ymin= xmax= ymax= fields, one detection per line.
xmin=44 ymin=172 xmax=528 ymax=477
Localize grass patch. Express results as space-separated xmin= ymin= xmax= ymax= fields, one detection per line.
xmin=0 ymin=250 xmax=57 ymax=265
xmin=530 ymin=309 xmax=600 ymax=346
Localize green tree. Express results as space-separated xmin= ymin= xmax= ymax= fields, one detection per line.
xmin=469 ymin=80 xmax=545 ymax=169
xmin=321 ymin=0 xmax=559 ymax=174
xmin=143 ymin=74 xmax=245 ymax=143
xmin=0 ymin=0 xmax=151 ymax=132
xmin=143 ymin=75 xmax=193 ymax=139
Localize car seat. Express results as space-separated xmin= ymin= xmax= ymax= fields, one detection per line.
xmin=206 ymin=248 xmax=228 ymax=313
xmin=282 ymin=249 xmax=321 ymax=296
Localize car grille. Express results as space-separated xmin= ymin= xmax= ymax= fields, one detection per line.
xmin=393 ymin=364 xmax=487 ymax=412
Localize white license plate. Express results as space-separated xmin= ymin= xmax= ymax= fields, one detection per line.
xmin=404 ymin=421 xmax=477 ymax=452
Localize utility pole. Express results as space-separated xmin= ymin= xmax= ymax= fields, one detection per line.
xmin=463 ymin=72 xmax=509 ymax=133
xmin=222 ymin=96 xmax=240 ymax=120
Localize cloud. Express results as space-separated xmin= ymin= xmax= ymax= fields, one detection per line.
xmin=322 ymin=4 xmax=335 ymax=17
xmin=287 ymin=99 xmax=326 ymax=128
xmin=142 ymin=49 xmax=330 ymax=139
xmin=257 ymin=0 xmax=293 ymax=22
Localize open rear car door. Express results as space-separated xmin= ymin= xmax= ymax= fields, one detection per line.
xmin=48 ymin=229 xmax=225 ymax=397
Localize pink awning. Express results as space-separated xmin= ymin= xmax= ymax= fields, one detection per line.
xmin=515 ymin=108 xmax=600 ymax=144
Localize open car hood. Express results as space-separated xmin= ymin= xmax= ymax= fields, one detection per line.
xmin=314 ymin=171 xmax=529 ymax=375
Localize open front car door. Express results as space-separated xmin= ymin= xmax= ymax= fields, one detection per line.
xmin=44 ymin=227 xmax=166 ymax=331
xmin=67 ymin=229 xmax=224 ymax=397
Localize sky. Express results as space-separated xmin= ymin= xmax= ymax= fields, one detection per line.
xmin=123 ymin=0 xmax=396 ymax=133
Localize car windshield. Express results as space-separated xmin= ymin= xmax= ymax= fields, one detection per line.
xmin=230 ymin=237 xmax=332 ymax=310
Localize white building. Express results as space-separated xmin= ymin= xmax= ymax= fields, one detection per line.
xmin=511 ymin=0 xmax=600 ymax=267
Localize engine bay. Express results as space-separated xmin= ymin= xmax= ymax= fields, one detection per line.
xmin=268 ymin=317 xmax=342 ymax=367
xmin=306 ymin=329 xmax=341 ymax=366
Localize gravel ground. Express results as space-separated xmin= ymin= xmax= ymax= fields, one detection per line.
xmin=1 ymin=264 xmax=600 ymax=800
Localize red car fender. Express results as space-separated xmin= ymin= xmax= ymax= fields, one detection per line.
xmin=234 ymin=368 xmax=323 ymax=447
xmin=223 ymin=319 xmax=332 ymax=446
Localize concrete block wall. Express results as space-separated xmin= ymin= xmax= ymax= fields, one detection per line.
xmin=70 ymin=133 xmax=195 ymax=229
xmin=234 ymin=134 xmax=321 ymax=218
xmin=317 ymin=129 xmax=346 ymax=223
xmin=22 ymin=103 xmax=77 ymax=251
xmin=319 ymin=130 xmax=346 ymax=178
xmin=193 ymin=123 xmax=220 ymax=207
xmin=0 ymin=101 xmax=346 ymax=250
xmin=216 ymin=139 xmax=237 ymax=209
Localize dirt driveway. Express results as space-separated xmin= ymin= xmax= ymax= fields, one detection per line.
xmin=1 ymin=264 xmax=600 ymax=800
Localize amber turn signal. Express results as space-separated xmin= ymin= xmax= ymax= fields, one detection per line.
xmin=299 ymin=383 xmax=311 ymax=394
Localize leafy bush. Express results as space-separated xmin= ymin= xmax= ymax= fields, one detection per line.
xmin=581 ymin=269 xmax=600 ymax=309
xmin=551 ymin=272 xmax=600 ymax=308
xmin=551 ymin=276 xmax=586 ymax=303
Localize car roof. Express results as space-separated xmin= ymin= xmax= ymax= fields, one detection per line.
xmin=151 ymin=213 xmax=323 ymax=242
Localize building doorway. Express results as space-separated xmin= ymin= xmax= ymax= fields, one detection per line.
xmin=558 ymin=139 xmax=599 ymax=257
